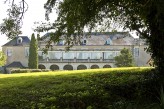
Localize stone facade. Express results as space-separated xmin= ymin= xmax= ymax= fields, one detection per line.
xmin=2 ymin=32 xmax=151 ymax=70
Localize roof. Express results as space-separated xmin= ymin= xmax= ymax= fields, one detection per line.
xmin=40 ymin=32 xmax=138 ymax=45
xmin=86 ymin=32 xmax=135 ymax=45
xmin=5 ymin=61 xmax=24 ymax=68
xmin=2 ymin=36 xmax=30 ymax=46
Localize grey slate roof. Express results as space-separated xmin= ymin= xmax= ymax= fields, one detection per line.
xmin=84 ymin=32 xmax=136 ymax=45
xmin=39 ymin=32 xmax=140 ymax=45
xmin=6 ymin=61 xmax=24 ymax=68
xmin=2 ymin=36 xmax=30 ymax=46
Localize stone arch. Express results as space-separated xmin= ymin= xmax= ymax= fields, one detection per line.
xmin=77 ymin=64 xmax=87 ymax=70
xmin=103 ymin=65 xmax=112 ymax=68
xmin=91 ymin=65 xmax=99 ymax=69
xmin=63 ymin=65 xmax=73 ymax=70
xmin=38 ymin=64 xmax=46 ymax=69
xmin=50 ymin=64 xmax=59 ymax=70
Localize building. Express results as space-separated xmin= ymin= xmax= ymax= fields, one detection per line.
xmin=2 ymin=32 xmax=151 ymax=70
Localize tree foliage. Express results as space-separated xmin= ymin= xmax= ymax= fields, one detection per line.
xmin=0 ymin=0 xmax=28 ymax=39
xmin=28 ymin=33 xmax=38 ymax=69
xmin=114 ymin=48 xmax=134 ymax=67
xmin=1 ymin=0 xmax=164 ymax=77
xmin=43 ymin=0 xmax=164 ymax=78
xmin=0 ymin=51 xmax=6 ymax=66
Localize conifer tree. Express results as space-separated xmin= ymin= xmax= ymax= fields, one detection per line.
xmin=28 ymin=33 xmax=38 ymax=69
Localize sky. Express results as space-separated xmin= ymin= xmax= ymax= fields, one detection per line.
xmin=0 ymin=0 xmax=56 ymax=46
xmin=0 ymin=0 xmax=138 ymax=46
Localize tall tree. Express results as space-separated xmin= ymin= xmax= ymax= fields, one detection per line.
xmin=114 ymin=48 xmax=134 ymax=67
xmin=0 ymin=51 xmax=6 ymax=66
xmin=28 ymin=33 xmax=38 ymax=69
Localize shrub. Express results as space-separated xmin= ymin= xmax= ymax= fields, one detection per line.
xmin=11 ymin=69 xmax=50 ymax=73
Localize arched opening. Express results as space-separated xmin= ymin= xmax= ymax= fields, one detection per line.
xmin=77 ymin=65 xmax=87 ymax=70
xmin=50 ymin=64 xmax=59 ymax=70
xmin=38 ymin=64 xmax=46 ymax=69
xmin=91 ymin=65 xmax=99 ymax=69
xmin=63 ymin=65 xmax=73 ymax=70
xmin=103 ymin=65 xmax=112 ymax=68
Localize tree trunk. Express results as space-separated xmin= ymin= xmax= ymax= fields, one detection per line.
xmin=148 ymin=0 xmax=164 ymax=82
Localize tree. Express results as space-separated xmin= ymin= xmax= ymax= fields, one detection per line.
xmin=28 ymin=33 xmax=38 ymax=69
xmin=1 ymin=0 xmax=164 ymax=78
xmin=0 ymin=51 xmax=6 ymax=66
xmin=114 ymin=48 xmax=134 ymax=67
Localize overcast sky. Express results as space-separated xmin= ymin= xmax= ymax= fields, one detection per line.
xmin=0 ymin=0 xmax=57 ymax=46
xmin=0 ymin=0 xmax=138 ymax=46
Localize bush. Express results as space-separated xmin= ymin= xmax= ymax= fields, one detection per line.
xmin=11 ymin=69 xmax=50 ymax=73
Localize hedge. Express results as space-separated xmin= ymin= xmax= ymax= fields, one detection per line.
xmin=11 ymin=69 xmax=50 ymax=73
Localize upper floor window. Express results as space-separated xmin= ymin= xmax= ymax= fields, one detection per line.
xmin=104 ymin=52 xmax=115 ymax=59
xmin=25 ymin=47 xmax=29 ymax=57
xmin=58 ymin=39 xmax=65 ymax=45
xmin=77 ymin=52 xmax=90 ymax=59
xmin=91 ymin=52 xmax=101 ymax=59
xmin=134 ymin=48 xmax=139 ymax=57
xmin=83 ymin=40 xmax=87 ymax=45
xmin=6 ymin=48 xmax=12 ymax=56
xmin=105 ymin=38 xmax=112 ymax=45
xmin=115 ymin=51 xmax=120 ymax=56
xmin=48 ymin=51 xmax=61 ymax=59
xmin=63 ymin=52 xmax=74 ymax=59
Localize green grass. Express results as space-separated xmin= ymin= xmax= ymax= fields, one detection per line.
xmin=0 ymin=67 xmax=158 ymax=109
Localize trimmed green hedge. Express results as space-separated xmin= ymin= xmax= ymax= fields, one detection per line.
xmin=0 ymin=67 xmax=160 ymax=109
xmin=11 ymin=69 xmax=50 ymax=73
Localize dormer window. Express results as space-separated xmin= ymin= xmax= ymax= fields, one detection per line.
xmin=83 ymin=39 xmax=86 ymax=45
xmin=105 ymin=38 xmax=112 ymax=45
xmin=58 ymin=39 xmax=65 ymax=45
xmin=17 ymin=37 xmax=23 ymax=44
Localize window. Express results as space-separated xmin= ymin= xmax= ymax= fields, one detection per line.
xmin=17 ymin=37 xmax=22 ymax=44
xmin=91 ymin=52 xmax=101 ymax=59
xmin=115 ymin=51 xmax=120 ymax=56
xmin=63 ymin=52 xmax=74 ymax=59
xmin=6 ymin=48 xmax=12 ymax=56
xmin=48 ymin=52 xmax=62 ymax=59
xmin=105 ymin=38 xmax=112 ymax=45
xmin=38 ymin=51 xmax=47 ymax=59
xmin=104 ymin=52 xmax=115 ymax=59
xmin=83 ymin=40 xmax=86 ymax=45
xmin=58 ymin=39 xmax=65 ymax=45
xmin=25 ymin=47 xmax=29 ymax=57
xmin=43 ymin=53 xmax=48 ymax=59
xmin=134 ymin=48 xmax=139 ymax=57
xmin=77 ymin=52 xmax=90 ymax=59
xmin=38 ymin=51 xmax=43 ymax=59
xmin=18 ymin=39 xmax=21 ymax=43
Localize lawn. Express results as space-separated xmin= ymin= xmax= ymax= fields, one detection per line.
xmin=0 ymin=67 xmax=159 ymax=109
